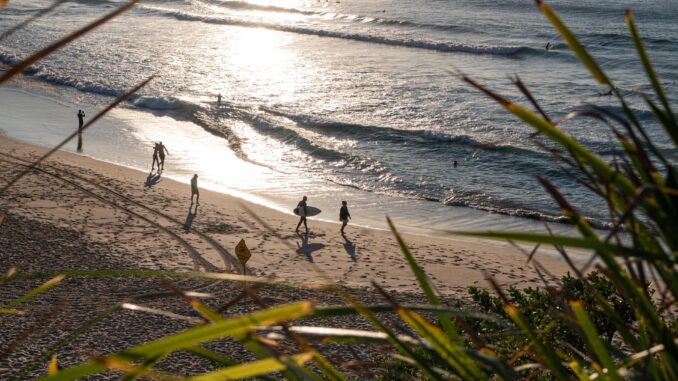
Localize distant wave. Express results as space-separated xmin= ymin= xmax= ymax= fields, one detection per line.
xmin=442 ymin=193 xmax=612 ymax=229
xmin=319 ymin=12 xmax=472 ymax=34
xmin=198 ymin=0 xmax=316 ymax=15
xmin=0 ymin=50 xmax=197 ymax=113
xmin=330 ymin=175 xmax=612 ymax=229
xmin=262 ymin=108 xmax=554 ymax=157
xmin=142 ymin=6 xmax=528 ymax=56
xmin=199 ymin=0 xmax=472 ymax=34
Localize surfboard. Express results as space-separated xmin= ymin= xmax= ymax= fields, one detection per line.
xmin=293 ymin=206 xmax=321 ymax=217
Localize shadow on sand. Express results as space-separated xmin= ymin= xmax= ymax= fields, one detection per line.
xmin=296 ymin=232 xmax=325 ymax=263
xmin=145 ymin=172 xmax=162 ymax=188
xmin=341 ymin=232 xmax=356 ymax=262
xmin=183 ymin=204 xmax=198 ymax=233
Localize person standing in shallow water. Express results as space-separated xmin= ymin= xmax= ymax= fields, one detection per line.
xmin=339 ymin=200 xmax=351 ymax=233
xmin=190 ymin=174 xmax=200 ymax=205
xmin=295 ymin=196 xmax=308 ymax=232
xmin=76 ymin=110 xmax=85 ymax=151
xmin=158 ymin=141 xmax=169 ymax=171
xmin=151 ymin=143 xmax=160 ymax=172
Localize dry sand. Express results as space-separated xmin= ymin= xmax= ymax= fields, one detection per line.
xmin=0 ymin=134 xmax=571 ymax=378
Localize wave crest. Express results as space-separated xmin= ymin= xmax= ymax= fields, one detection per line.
xmin=143 ymin=6 xmax=529 ymax=56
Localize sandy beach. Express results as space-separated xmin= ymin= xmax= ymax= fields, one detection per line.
xmin=0 ymin=134 xmax=571 ymax=292
xmin=0 ymin=133 xmax=571 ymax=377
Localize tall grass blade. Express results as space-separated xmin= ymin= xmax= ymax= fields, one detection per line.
xmin=569 ymin=360 xmax=593 ymax=381
xmin=38 ymin=302 xmax=313 ymax=381
xmin=187 ymin=352 xmax=314 ymax=381
xmin=446 ymin=231 xmax=670 ymax=262
xmin=125 ymin=302 xmax=313 ymax=357
xmin=47 ymin=354 xmax=58 ymax=376
xmin=0 ymin=0 xmax=138 ymax=85
xmin=504 ymin=304 xmax=571 ymax=381
xmin=118 ymin=354 xmax=164 ymax=381
xmin=570 ymin=301 xmax=623 ymax=381
xmin=3 ymin=274 xmax=65 ymax=309
xmin=11 ymin=305 xmax=122 ymax=381
xmin=184 ymin=346 xmax=239 ymax=368
xmin=0 ymin=0 xmax=67 ymax=42
xmin=536 ymin=1 xmax=607 ymax=84
xmin=0 ymin=76 xmax=153 ymax=195
xmin=397 ymin=308 xmax=490 ymax=380
xmin=625 ymin=10 xmax=678 ymax=141
xmin=387 ymin=217 xmax=460 ymax=342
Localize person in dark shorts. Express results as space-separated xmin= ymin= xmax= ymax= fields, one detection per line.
xmin=190 ymin=174 xmax=200 ymax=205
xmin=158 ymin=141 xmax=169 ymax=171
xmin=339 ymin=200 xmax=351 ymax=233
xmin=295 ymin=196 xmax=308 ymax=232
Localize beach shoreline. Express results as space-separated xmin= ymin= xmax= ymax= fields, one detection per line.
xmin=0 ymin=132 xmax=572 ymax=294
xmin=0 ymin=84 xmax=590 ymax=240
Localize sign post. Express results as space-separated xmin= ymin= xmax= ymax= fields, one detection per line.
xmin=235 ymin=239 xmax=252 ymax=290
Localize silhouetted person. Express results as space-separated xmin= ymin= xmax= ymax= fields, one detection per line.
xmin=77 ymin=110 xmax=85 ymax=151
xmin=158 ymin=141 xmax=169 ymax=171
xmin=339 ymin=200 xmax=351 ymax=233
xmin=151 ymin=143 xmax=160 ymax=172
xmin=545 ymin=42 xmax=551 ymax=51
xmin=295 ymin=196 xmax=308 ymax=232
xmin=454 ymin=160 xmax=458 ymax=168
xmin=190 ymin=174 xmax=200 ymax=205
xmin=217 ymin=93 xmax=222 ymax=105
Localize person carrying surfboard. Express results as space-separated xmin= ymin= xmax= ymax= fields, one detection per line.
xmin=295 ymin=196 xmax=308 ymax=232
xmin=340 ymin=201 xmax=351 ymax=233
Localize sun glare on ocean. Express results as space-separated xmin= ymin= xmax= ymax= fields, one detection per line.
xmin=212 ymin=27 xmax=311 ymax=102
xmin=239 ymin=0 xmax=307 ymax=8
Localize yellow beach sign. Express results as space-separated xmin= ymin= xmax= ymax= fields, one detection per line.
xmin=235 ymin=239 xmax=251 ymax=267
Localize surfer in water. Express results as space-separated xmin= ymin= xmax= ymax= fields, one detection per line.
xmin=296 ymin=196 xmax=308 ymax=232
xmin=339 ymin=201 xmax=351 ymax=233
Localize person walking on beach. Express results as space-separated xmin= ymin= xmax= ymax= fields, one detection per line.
xmin=158 ymin=141 xmax=169 ymax=171
xmin=339 ymin=200 xmax=351 ymax=233
xmin=190 ymin=174 xmax=200 ymax=205
xmin=76 ymin=109 xmax=85 ymax=151
xmin=151 ymin=142 xmax=160 ymax=172
xmin=295 ymin=196 xmax=308 ymax=232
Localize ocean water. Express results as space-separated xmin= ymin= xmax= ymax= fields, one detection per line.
xmin=1 ymin=0 xmax=677 ymax=233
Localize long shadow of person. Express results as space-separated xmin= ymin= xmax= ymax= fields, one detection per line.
xmin=183 ymin=204 xmax=198 ymax=233
xmin=144 ymin=172 xmax=162 ymax=188
xmin=341 ymin=232 xmax=357 ymax=262
xmin=296 ymin=232 xmax=324 ymax=263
